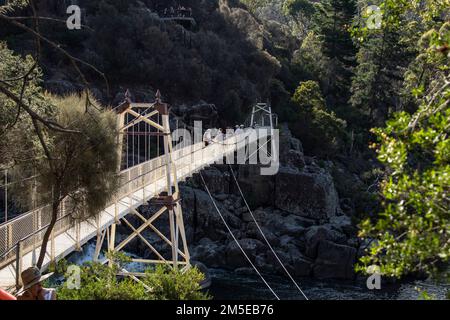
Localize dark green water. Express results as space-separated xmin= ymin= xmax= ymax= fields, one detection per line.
xmin=206 ymin=268 xmax=448 ymax=300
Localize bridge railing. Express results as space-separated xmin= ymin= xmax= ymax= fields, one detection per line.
xmin=0 ymin=130 xmax=267 ymax=275
xmin=0 ymin=140 xmax=210 ymax=271
xmin=0 ymin=198 xmax=73 ymax=271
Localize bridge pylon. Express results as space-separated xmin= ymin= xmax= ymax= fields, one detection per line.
xmin=95 ymin=90 xmax=190 ymax=273
xmin=250 ymin=102 xmax=278 ymax=165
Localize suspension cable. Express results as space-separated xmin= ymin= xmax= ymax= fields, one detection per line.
xmin=199 ymin=171 xmax=280 ymax=300
xmin=228 ymin=165 xmax=309 ymax=300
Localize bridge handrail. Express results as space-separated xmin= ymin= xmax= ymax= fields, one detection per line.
xmin=0 ymin=141 xmax=207 ymax=269
xmin=0 ymin=130 xmax=266 ymax=271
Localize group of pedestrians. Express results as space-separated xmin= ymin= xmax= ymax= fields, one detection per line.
xmin=203 ymin=125 xmax=246 ymax=146
xmin=162 ymin=5 xmax=192 ymax=18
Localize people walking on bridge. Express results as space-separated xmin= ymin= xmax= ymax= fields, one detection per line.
xmin=203 ymin=128 xmax=213 ymax=146
xmin=16 ymin=267 xmax=56 ymax=300
xmin=225 ymin=127 xmax=235 ymax=139
xmin=213 ymin=128 xmax=224 ymax=144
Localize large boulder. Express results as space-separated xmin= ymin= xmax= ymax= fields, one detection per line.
xmin=291 ymin=255 xmax=314 ymax=277
xmin=245 ymin=222 xmax=280 ymax=246
xmin=313 ymin=240 xmax=357 ymax=280
xmin=304 ymin=225 xmax=347 ymax=258
xmin=329 ymin=215 xmax=356 ymax=237
xmin=225 ymin=238 xmax=265 ymax=268
xmin=194 ymin=167 xmax=230 ymax=195
xmin=181 ymin=186 xmax=241 ymax=242
xmin=265 ymin=213 xmax=314 ymax=237
xmin=275 ymin=166 xmax=340 ymax=220
xmin=264 ymin=249 xmax=293 ymax=275
xmin=190 ymin=238 xmax=226 ymax=268
xmin=235 ymin=165 xmax=275 ymax=208
xmin=279 ymin=123 xmax=306 ymax=169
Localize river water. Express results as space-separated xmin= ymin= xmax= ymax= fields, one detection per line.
xmin=207 ymin=268 xmax=448 ymax=300
xmin=63 ymin=242 xmax=448 ymax=300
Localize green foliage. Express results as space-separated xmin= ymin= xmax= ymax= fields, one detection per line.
xmin=349 ymin=0 xmax=434 ymax=126
xmin=292 ymin=31 xmax=328 ymax=83
xmin=357 ymin=23 xmax=450 ymax=278
xmin=57 ymin=261 xmax=148 ymax=300
xmin=10 ymin=93 xmax=120 ymax=219
xmin=292 ymin=80 xmax=325 ymax=108
xmin=313 ymin=0 xmax=357 ymax=107
xmin=56 ymin=260 xmax=211 ymax=301
xmin=240 ymin=0 xmax=271 ymax=13
xmin=0 ymin=42 xmax=48 ymax=167
xmin=143 ymin=265 xmax=211 ymax=300
xmin=290 ymin=81 xmax=348 ymax=156
xmin=0 ymin=0 xmax=28 ymax=14
xmin=282 ymin=0 xmax=316 ymax=18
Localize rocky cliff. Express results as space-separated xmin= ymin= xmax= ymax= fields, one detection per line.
xmin=122 ymin=124 xmax=360 ymax=280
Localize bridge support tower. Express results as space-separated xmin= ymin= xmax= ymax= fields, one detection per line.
xmin=94 ymin=90 xmax=190 ymax=273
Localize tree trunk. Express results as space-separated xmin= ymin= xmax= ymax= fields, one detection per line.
xmin=36 ymin=201 xmax=59 ymax=269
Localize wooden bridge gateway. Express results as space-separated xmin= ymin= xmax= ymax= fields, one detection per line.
xmin=0 ymin=92 xmax=277 ymax=292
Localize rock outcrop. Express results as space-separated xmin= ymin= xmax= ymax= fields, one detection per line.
xmin=127 ymin=124 xmax=359 ymax=280
xmin=179 ymin=125 xmax=359 ymax=280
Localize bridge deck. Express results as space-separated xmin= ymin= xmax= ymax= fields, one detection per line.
xmin=0 ymin=130 xmax=270 ymax=289
xmin=0 ymin=130 xmax=269 ymax=290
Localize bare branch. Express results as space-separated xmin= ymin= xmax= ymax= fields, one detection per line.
xmin=10 ymin=16 xmax=94 ymax=31
xmin=0 ymin=13 xmax=110 ymax=99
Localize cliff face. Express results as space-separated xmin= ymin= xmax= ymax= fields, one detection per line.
xmin=182 ymin=125 xmax=359 ymax=280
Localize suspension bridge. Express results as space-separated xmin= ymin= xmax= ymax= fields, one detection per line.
xmin=0 ymin=91 xmax=279 ymax=293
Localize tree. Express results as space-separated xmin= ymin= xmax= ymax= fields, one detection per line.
xmin=10 ymin=93 xmax=120 ymax=268
xmin=350 ymin=1 xmax=420 ymax=127
xmin=282 ymin=0 xmax=316 ymax=39
xmin=357 ymin=21 xmax=449 ymax=278
xmin=292 ymin=31 xmax=329 ymax=83
xmin=0 ymin=1 xmax=122 ymax=270
xmin=0 ymin=42 xmax=44 ymax=166
xmin=290 ymin=81 xmax=347 ymax=156
xmin=313 ymin=0 xmax=357 ymax=108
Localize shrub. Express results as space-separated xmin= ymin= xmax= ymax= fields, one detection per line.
xmin=56 ymin=254 xmax=211 ymax=300
xmin=143 ymin=265 xmax=211 ymax=300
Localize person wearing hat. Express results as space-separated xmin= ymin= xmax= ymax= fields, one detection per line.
xmin=16 ymin=267 xmax=56 ymax=300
